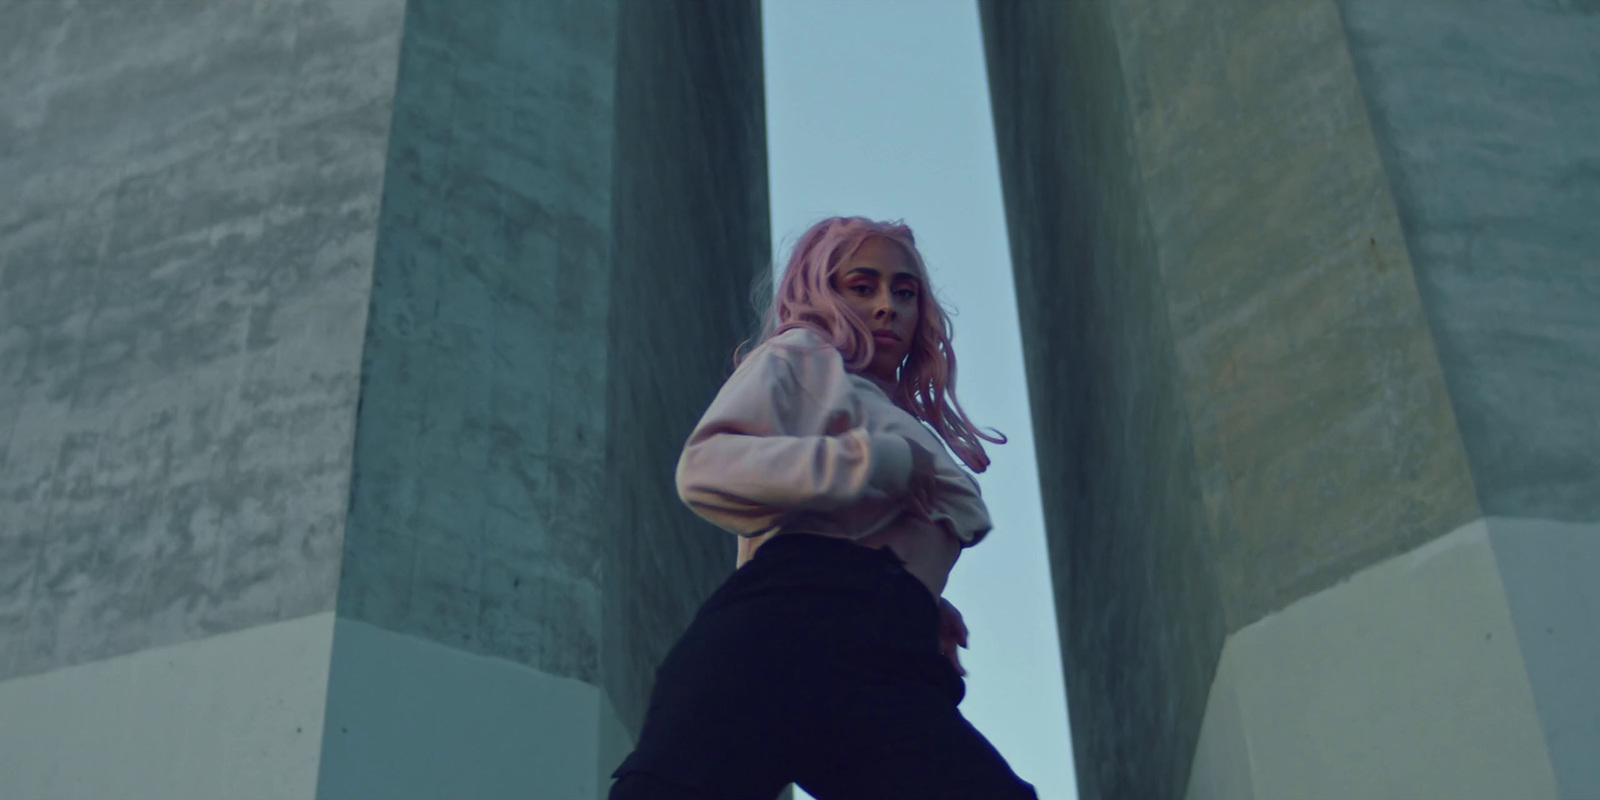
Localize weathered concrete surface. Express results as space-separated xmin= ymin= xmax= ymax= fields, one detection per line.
xmin=982 ymin=0 xmax=1485 ymax=796
xmin=1112 ymin=0 xmax=1480 ymax=633
xmin=1335 ymin=8 xmax=1600 ymax=788
xmin=335 ymin=0 xmax=765 ymax=742
xmin=0 ymin=1 xmax=403 ymax=680
xmin=604 ymin=0 xmax=766 ymax=733
xmin=1340 ymin=0 xmax=1600 ymax=522
xmin=979 ymin=3 xmax=1228 ymax=798
xmin=2 ymin=0 xmax=764 ymax=793
xmin=336 ymin=0 xmax=620 ymax=686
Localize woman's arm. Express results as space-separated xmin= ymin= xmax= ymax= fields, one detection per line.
xmin=677 ymin=427 xmax=911 ymax=522
xmin=675 ymin=342 xmax=915 ymax=535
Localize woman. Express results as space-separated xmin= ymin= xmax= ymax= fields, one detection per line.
xmin=609 ymin=216 xmax=1038 ymax=800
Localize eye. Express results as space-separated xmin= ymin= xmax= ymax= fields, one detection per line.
xmin=850 ymin=285 xmax=873 ymax=296
xmin=895 ymin=288 xmax=917 ymax=300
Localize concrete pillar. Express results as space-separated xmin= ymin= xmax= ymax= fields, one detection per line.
xmin=979 ymin=1 xmax=1599 ymax=799
xmin=604 ymin=0 xmax=770 ymax=744
xmin=1337 ymin=4 xmax=1600 ymax=797
xmin=0 ymin=1 xmax=766 ymax=798
xmin=0 ymin=4 xmax=404 ymax=796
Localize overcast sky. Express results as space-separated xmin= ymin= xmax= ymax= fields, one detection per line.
xmin=762 ymin=2 xmax=1077 ymax=798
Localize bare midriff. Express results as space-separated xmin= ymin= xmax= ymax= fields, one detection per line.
xmin=738 ymin=515 xmax=961 ymax=599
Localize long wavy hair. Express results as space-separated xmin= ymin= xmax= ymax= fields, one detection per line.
xmin=734 ymin=216 xmax=1005 ymax=473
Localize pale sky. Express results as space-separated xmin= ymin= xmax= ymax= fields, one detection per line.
xmin=762 ymin=2 xmax=1078 ymax=798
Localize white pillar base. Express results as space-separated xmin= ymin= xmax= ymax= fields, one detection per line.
xmin=1185 ymin=517 xmax=1596 ymax=800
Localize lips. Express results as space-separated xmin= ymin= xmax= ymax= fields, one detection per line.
xmin=872 ymin=330 xmax=901 ymax=342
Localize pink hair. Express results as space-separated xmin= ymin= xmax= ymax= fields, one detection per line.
xmin=734 ymin=216 xmax=1005 ymax=473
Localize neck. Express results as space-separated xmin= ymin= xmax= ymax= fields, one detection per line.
xmin=863 ymin=370 xmax=898 ymax=395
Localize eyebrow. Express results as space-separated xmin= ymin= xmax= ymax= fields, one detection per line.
xmin=843 ymin=267 xmax=920 ymax=284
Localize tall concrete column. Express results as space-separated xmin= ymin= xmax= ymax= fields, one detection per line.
xmin=979 ymin=1 xmax=1598 ymax=799
xmin=0 ymin=2 xmax=767 ymax=798
xmin=1337 ymin=4 xmax=1600 ymax=798
xmin=605 ymin=0 xmax=770 ymax=742
xmin=1 ymin=4 xmax=406 ymax=797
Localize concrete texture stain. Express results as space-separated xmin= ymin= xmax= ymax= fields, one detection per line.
xmin=0 ymin=0 xmax=767 ymax=744
xmin=0 ymin=1 xmax=404 ymax=680
xmin=337 ymin=3 xmax=764 ymax=726
xmin=337 ymin=0 xmax=619 ymax=684
xmin=603 ymin=0 xmax=769 ymax=734
xmin=1341 ymin=0 xmax=1600 ymax=522
xmin=1112 ymin=0 xmax=1481 ymax=631
xmin=973 ymin=0 xmax=1591 ymax=796
xmin=980 ymin=3 xmax=1227 ymax=798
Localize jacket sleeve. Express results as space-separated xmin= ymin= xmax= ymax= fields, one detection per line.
xmin=675 ymin=340 xmax=914 ymax=535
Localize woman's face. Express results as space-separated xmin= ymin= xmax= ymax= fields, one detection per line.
xmin=831 ymin=236 xmax=922 ymax=382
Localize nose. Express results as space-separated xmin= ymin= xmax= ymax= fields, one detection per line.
xmin=875 ymin=297 xmax=897 ymax=320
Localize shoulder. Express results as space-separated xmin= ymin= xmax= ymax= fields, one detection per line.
xmin=740 ymin=326 xmax=847 ymax=396
xmin=768 ymin=325 xmax=832 ymax=351
xmin=742 ymin=326 xmax=838 ymax=368
xmin=768 ymin=326 xmax=847 ymax=375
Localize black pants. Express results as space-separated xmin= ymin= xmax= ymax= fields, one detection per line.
xmin=609 ymin=533 xmax=1039 ymax=800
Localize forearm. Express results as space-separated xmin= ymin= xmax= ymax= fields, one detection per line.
xmin=676 ymin=428 xmax=914 ymax=525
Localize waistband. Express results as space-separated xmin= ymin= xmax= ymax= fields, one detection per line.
xmin=753 ymin=531 xmax=905 ymax=569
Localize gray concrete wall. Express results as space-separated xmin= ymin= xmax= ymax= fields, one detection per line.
xmin=1 ymin=1 xmax=764 ymax=791
xmin=1107 ymin=0 xmax=1478 ymax=633
xmin=1186 ymin=519 xmax=1563 ymax=800
xmin=0 ymin=1 xmax=403 ymax=680
xmin=604 ymin=0 xmax=766 ymax=734
xmin=1340 ymin=8 xmax=1600 ymax=793
xmin=317 ymin=616 xmax=629 ymax=800
xmin=978 ymin=4 xmax=1228 ymax=798
xmin=982 ymin=0 xmax=1489 ymax=797
xmin=0 ymin=613 xmax=338 ymax=800
xmin=334 ymin=0 xmax=619 ymax=685
xmin=333 ymin=0 xmax=765 ymax=750
xmin=1488 ymin=517 xmax=1600 ymax=800
xmin=1339 ymin=0 xmax=1600 ymax=521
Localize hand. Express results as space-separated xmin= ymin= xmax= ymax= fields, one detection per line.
xmin=937 ymin=596 xmax=969 ymax=677
xmin=904 ymin=439 xmax=939 ymax=523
